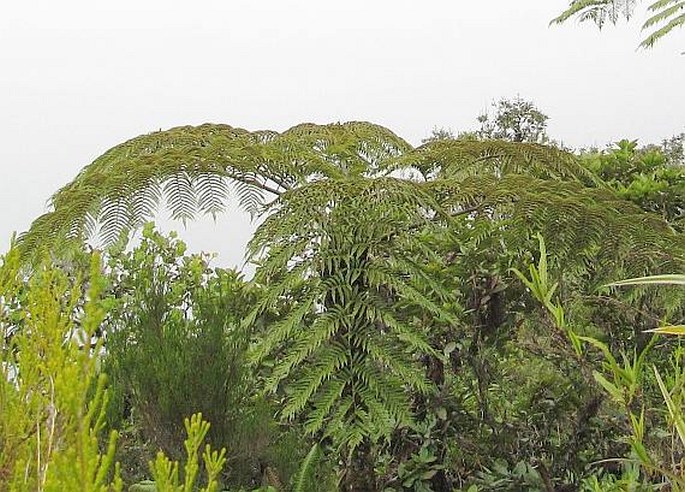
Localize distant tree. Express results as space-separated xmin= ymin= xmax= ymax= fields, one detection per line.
xmin=553 ymin=0 xmax=684 ymax=49
xmin=421 ymin=127 xmax=455 ymax=144
xmin=476 ymin=96 xmax=550 ymax=143
xmin=422 ymin=127 xmax=485 ymax=147
xmin=661 ymin=132 xmax=685 ymax=165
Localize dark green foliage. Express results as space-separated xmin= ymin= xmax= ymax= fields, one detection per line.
xmin=389 ymin=140 xmax=685 ymax=489
xmin=13 ymin=120 xmax=685 ymax=490
xmin=102 ymin=225 xmax=298 ymax=488
xmin=246 ymin=177 xmax=458 ymax=489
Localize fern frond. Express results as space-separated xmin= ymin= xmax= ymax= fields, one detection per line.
xmin=406 ymin=139 xmax=599 ymax=184
xmin=195 ymin=172 xmax=230 ymax=219
xmin=163 ymin=171 xmax=198 ymax=224
xmin=18 ymin=122 xmax=412 ymax=263
xmin=554 ymin=0 xmax=684 ymax=48
xmin=643 ymin=0 xmax=684 ymax=27
xmin=553 ymin=0 xmax=638 ymax=26
xmin=282 ymin=345 xmax=349 ymax=420
xmin=640 ymin=8 xmax=685 ymax=47
xmin=247 ymin=176 xmax=451 ymax=449
xmin=293 ymin=444 xmax=321 ymax=492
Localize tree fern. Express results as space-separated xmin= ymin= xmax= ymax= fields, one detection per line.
xmin=246 ymin=178 xmax=452 ymax=451
xmin=15 ymin=119 xmax=685 ymax=488
xmin=18 ymin=120 xmax=685 ymax=332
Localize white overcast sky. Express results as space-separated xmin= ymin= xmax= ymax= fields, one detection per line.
xmin=1 ymin=0 xmax=683 ymax=269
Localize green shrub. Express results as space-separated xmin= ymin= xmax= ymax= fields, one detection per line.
xmin=102 ymin=225 xmax=298 ymax=488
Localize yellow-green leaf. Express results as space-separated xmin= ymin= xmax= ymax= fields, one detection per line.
xmin=645 ymin=325 xmax=685 ymax=336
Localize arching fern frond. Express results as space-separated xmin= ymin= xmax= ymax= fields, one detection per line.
xmin=163 ymin=170 xmax=198 ymax=224
xmin=195 ymin=172 xmax=230 ymax=219
xmin=402 ymin=139 xmax=599 ymax=184
xmin=277 ymin=121 xmax=412 ymax=179
xmin=19 ymin=124 xmax=255 ymax=259
xmin=17 ymin=122 xmax=412 ymax=263
xmin=425 ymin=173 xmax=685 ymax=282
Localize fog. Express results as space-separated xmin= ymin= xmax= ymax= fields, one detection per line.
xmin=1 ymin=0 xmax=683 ymax=267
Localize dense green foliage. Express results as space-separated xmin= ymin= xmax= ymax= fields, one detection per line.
xmin=102 ymin=225 xmax=306 ymax=488
xmin=3 ymin=119 xmax=685 ymax=491
xmin=580 ymin=139 xmax=685 ymax=230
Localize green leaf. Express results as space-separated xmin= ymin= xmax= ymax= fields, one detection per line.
xmin=606 ymin=274 xmax=685 ymax=287
xmin=653 ymin=366 xmax=685 ymax=448
xmin=644 ymin=325 xmax=685 ymax=335
xmin=593 ymin=371 xmax=624 ymax=404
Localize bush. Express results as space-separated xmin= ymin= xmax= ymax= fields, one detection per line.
xmin=0 ymin=248 xmax=122 ymax=491
xmin=102 ymin=225 xmax=299 ymax=488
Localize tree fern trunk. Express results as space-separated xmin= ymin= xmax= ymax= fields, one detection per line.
xmin=341 ymin=439 xmax=376 ymax=491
